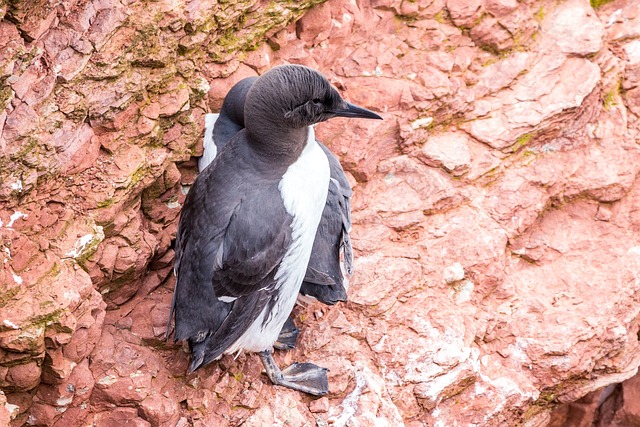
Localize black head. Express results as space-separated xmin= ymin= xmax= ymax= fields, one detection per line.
xmin=219 ymin=76 xmax=258 ymax=128
xmin=244 ymin=65 xmax=382 ymax=133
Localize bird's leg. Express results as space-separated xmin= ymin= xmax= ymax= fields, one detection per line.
xmin=273 ymin=316 xmax=300 ymax=350
xmin=258 ymin=349 xmax=329 ymax=396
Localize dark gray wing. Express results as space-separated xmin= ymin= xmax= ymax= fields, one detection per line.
xmin=190 ymin=188 xmax=293 ymax=370
xmin=170 ymin=140 xmax=292 ymax=370
xmin=299 ymin=144 xmax=353 ymax=305
xmin=211 ymin=114 xmax=244 ymax=152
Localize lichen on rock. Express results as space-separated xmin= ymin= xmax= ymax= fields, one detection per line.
xmin=1 ymin=0 xmax=640 ymax=426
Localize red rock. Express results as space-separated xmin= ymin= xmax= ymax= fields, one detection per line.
xmin=475 ymin=51 xmax=531 ymax=97
xmin=54 ymin=122 xmax=99 ymax=174
xmin=0 ymin=391 xmax=14 ymax=426
xmin=158 ymin=84 xmax=191 ymax=117
xmin=87 ymin=5 xmax=128 ymax=51
xmin=296 ymin=1 xmax=332 ymax=46
xmin=68 ymin=359 xmax=95 ymax=405
xmin=138 ymin=392 xmax=180 ymax=426
xmin=3 ymin=102 xmax=38 ymax=141
xmin=484 ymin=0 xmax=517 ymax=17
xmin=15 ymin=0 xmax=58 ymax=42
xmin=41 ymin=347 xmax=76 ymax=384
xmin=549 ymin=362 xmax=640 ymax=426
xmin=542 ymin=0 xmax=605 ymax=56
xmin=446 ymin=0 xmax=484 ymax=27
xmin=315 ymin=114 xmax=393 ymax=181
xmin=465 ymin=55 xmax=601 ymax=149
xmin=93 ymin=408 xmax=151 ymax=427
xmin=242 ymin=393 xmax=311 ymax=427
xmin=112 ymin=246 xmax=138 ymax=274
xmin=5 ymin=361 xmax=42 ymax=392
xmin=62 ymin=293 xmax=106 ymax=363
xmin=0 ymin=326 xmax=45 ymax=355
xmin=51 ymin=407 xmax=93 ymax=427
xmin=418 ymin=132 xmax=471 ymax=176
xmin=309 ymin=396 xmax=330 ymax=413
xmin=625 ymin=86 xmax=640 ymax=116
xmin=27 ymin=401 xmax=59 ymax=427
xmin=12 ymin=59 xmax=47 ymax=100
xmin=368 ymin=155 xmax=463 ymax=221
xmin=2 ymin=0 xmax=640 ymax=425
xmin=55 ymin=47 xmax=92 ymax=82
xmin=473 ymin=21 xmax=511 ymax=54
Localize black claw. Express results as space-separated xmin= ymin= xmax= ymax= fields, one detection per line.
xmin=274 ymin=316 xmax=300 ymax=350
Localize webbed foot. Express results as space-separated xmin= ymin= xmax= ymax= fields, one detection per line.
xmin=258 ymin=350 xmax=329 ymax=396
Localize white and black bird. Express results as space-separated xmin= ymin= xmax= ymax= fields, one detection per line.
xmin=199 ymin=76 xmax=356 ymax=349
xmin=199 ymin=76 xmax=355 ymax=349
xmin=198 ymin=76 xmax=258 ymax=172
xmin=168 ymin=65 xmax=382 ymax=396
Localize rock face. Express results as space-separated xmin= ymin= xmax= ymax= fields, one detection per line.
xmin=548 ymin=374 xmax=640 ymax=427
xmin=0 ymin=0 xmax=639 ymax=425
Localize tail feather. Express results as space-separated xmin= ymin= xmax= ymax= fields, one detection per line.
xmin=185 ymin=291 xmax=270 ymax=372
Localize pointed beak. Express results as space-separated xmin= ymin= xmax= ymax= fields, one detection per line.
xmin=332 ymin=102 xmax=383 ymax=120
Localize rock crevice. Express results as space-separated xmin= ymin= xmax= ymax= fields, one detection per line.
xmin=1 ymin=0 xmax=640 ymax=425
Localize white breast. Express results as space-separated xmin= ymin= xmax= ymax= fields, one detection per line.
xmin=198 ymin=113 xmax=219 ymax=172
xmin=226 ymin=126 xmax=330 ymax=354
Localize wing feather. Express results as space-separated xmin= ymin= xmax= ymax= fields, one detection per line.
xmin=169 ymin=141 xmax=292 ymax=358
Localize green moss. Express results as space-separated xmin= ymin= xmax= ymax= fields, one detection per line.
xmin=11 ymin=137 xmax=39 ymax=162
xmin=129 ymin=24 xmax=167 ymax=68
xmin=94 ymin=161 xmax=146 ymax=225
xmin=603 ymin=79 xmax=621 ymax=110
xmin=35 ymin=261 xmax=61 ymax=286
xmin=206 ymin=0 xmax=327 ymax=62
xmin=512 ymin=28 xmax=536 ymax=52
xmin=0 ymin=287 xmax=21 ymax=309
xmin=96 ymin=198 xmax=116 ymax=209
xmin=66 ymin=102 xmax=89 ymax=123
xmin=481 ymin=55 xmax=500 ymax=67
xmin=0 ymin=82 xmax=14 ymax=108
xmin=395 ymin=13 xmax=419 ymax=24
xmin=603 ymin=90 xmax=616 ymax=109
xmin=522 ymin=402 xmax=549 ymax=422
xmin=75 ymin=228 xmax=105 ymax=268
xmin=538 ymin=390 xmax=558 ymax=403
xmin=512 ymin=132 xmax=533 ymax=151
xmin=29 ymin=308 xmax=64 ymax=329
xmin=434 ymin=9 xmax=448 ymax=24
xmin=590 ymin=0 xmax=614 ymax=8
xmin=231 ymin=371 xmax=243 ymax=382
xmin=126 ymin=163 xmax=152 ymax=191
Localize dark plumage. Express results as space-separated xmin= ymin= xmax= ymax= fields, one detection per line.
xmin=200 ymin=77 xmax=354 ymax=307
xmin=198 ymin=77 xmax=257 ymax=172
xmin=168 ymin=65 xmax=382 ymax=395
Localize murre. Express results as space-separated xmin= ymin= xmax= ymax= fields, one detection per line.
xmin=168 ymin=64 xmax=382 ymax=396
xmin=199 ymin=76 xmax=358 ymax=348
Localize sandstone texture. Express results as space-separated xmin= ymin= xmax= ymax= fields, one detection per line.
xmin=1 ymin=0 xmax=640 ymax=426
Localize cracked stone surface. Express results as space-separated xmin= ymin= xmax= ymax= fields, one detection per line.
xmin=1 ymin=0 xmax=640 ymax=425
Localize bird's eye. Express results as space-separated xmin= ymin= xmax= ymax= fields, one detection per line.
xmin=312 ymin=98 xmax=322 ymax=105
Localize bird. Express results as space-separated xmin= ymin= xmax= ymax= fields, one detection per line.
xmin=198 ymin=76 xmax=257 ymax=172
xmin=199 ymin=76 xmax=356 ymax=349
xmin=168 ymin=64 xmax=382 ymax=396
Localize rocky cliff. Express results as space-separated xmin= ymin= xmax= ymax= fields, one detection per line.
xmin=1 ymin=0 xmax=639 ymax=425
